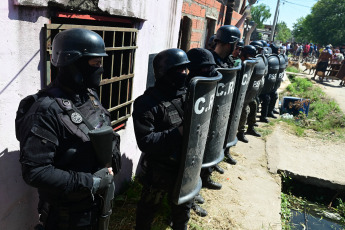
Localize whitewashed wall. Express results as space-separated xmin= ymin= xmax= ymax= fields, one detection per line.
xmin=0 ymin=0 xmax=183 ymax=228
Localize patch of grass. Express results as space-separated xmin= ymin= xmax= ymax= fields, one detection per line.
xmin=280 ymin=75 xmax=345 ymax=139
xmin=286 ymin=66 xmax=300 ymax=73
xmin=110 ymin=178 xmax=172 ymax=230
xmin=281 ymin=193 xmax=292 ymax=230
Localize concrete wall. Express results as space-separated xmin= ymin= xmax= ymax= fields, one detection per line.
xmin=0 ymin=0 xmax=182 ymax=228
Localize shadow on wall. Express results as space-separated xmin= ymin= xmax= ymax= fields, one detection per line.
xmin=0 ymin=149 xmax=39 ymax=230
xmin=1 ymin=1 xmax=48 ymax=95
xmin=217 ymin=4 xmax=226 ymax=27
xmin=146 ymin=53 xmax=157 ymax=89
xmin=7 ymin=0 xmax=45 ymax=23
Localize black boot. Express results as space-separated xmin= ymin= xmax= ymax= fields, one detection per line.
xmin=192 ymin=202 xmax=208 ymax=217
xmin=237 ymin=132 xmax=249 ymax=143
xmin=259 ymin=117 xmax=269 ymax=123
xmin=246 ymin=126 xmax=261 ymax=137
xmin=213 ymin=164 xmax=224 ymax=174
xmin=267 ymin=112 xmax=277 ymax=119
xmin=202 ymin=176 xmax=222 ymax=190
xmin=194 ymin=194 xmax=205 ymax=204
xmin=224 ymin=152 xmax=237 ymax=165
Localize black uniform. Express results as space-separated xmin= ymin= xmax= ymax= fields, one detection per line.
xmin=15 ymin=84 xmax=118 ymax=230
xmin=15 ymin=28 xmax=119 ymax=230
xmin=133 ymin=82 xmax=192 ymax=230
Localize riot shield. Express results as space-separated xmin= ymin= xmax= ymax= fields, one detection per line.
xmin=260 ymin=54 xmax=280 ymax=95
xmin=172 ymin=74 xmax=222 ymax=205
xmin=272 ymin=54 xmax=286 ymax=92
xmin=224 ymin=59 xmax=257 ymax=148
xmin=257 ymin=54 xmax=268 ymax=96
xmin=201 ymin=66 xmax=241 ymax=168
xmin=244 ymin=55 xmax=264 ymax=104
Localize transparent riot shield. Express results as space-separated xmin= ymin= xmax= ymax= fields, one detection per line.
xmin=172 ymin=74 xmax=222 ymax=205
xmin=201 ymin=66 xmax=241 ymax=168
xmin=224 ymin=59 xmax=257 ymax=148
xmin=260 ymin=54 xmax=280 ymax=95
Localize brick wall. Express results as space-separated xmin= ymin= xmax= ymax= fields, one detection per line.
xmin=182 ymin=0 xmax=225 ymax=49
xmin=230 ymin=11 xmax=244 ymax=38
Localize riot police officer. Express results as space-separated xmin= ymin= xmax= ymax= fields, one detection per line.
xmin=237 ymin=45 xmax=261 ymax=143
xmin=211 ymin=25 xmax=241 ymax=164
xmin=133 ymin=48 xmax=193 ymax=230
xmin=212 ymin=25 xmax=241 ymax=68
xmin=258 ymin=43 xmax=280 ymax=123
xmin=186 ymin=48 xmax=223 ymax=217
xmin=267 ymin=44 xmax=281 ymax=118
xmin=15 ymin=28 xmax=121 ymax=230
xmin=232 ymin=39 xmax=244 ymax=59
xmin=250 ymin=40 xmax=264 ymax=54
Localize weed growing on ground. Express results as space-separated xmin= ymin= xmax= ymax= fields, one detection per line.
xmin=280 ymin=76 xmax=345 ymax=139
xmin=109 ymin=178 xmax=172 ymax=230
xmin=286 ymin=66 xmax=299 ymax=73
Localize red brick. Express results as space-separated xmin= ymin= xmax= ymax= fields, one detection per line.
xmin=192 ymin=18 xmax=204 ymax=30
xmin=182 ymin=2 xmax=190 ymax=14
xmin=190 ymin=3 xmax=206 ymax=17
xmin=232 ymin=11 xmax=242 ymax=20
xmin=214 ymin=1 xmax=222 ymax=11
xmin=195 ymin=0 xmax=206 ymax=6
xmin=190 ymin=42 xmax=200 ymax=49
xmin=206 ymin=0 xmax=214 ymax=7
xmin=191 ymin=32 xmax=202 ymax=42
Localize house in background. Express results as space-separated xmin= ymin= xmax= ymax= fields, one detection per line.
xmin=0 ymin=0 xmax=250 ymax=229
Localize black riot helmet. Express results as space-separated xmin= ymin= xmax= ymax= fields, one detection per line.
xmin=208 ymin=34 xmax=216 ymax=50
xmin=270 ymin=43 xmax=280 ymax=54
xmin=153 ymin=48 xmax=190 ymax=89
xmin=153 ymin=48 xmax=190 ymax=80
xmin=241 ymin=45 xmax=257 ymax=58
xmin=51 ymin=28 xmax=108 ymax=67
xmin=214 ymin=25 xmax=241 ymax=44
xmin=261 ymin=40 xmax=268 ymax=47
xmin=187 ymin=48 xmax=217 ymax=79
xmin=187 ymin=48 xmax=216 ymax=70
xmin=250 ymin=41 xmax=263 ymax=50
xmin=237 ymin=39 xmax=244 ymax=48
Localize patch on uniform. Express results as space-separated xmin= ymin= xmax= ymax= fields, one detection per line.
xmin=168 ymin=110 xmax=182 ymax=125
xmin=71 ymin=112 xmax=83 ymax=124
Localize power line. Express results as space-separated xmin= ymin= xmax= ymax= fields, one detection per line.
xmin=282 ymin=0 xmax=312 ymax=8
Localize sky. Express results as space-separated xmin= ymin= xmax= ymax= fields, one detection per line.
xmin=254 ymin=0 xmax=319 ymax=30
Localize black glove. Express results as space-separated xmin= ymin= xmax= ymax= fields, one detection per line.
xmin=92 ymin=168 xmax=113 ymax=194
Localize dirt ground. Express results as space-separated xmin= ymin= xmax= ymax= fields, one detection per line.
xmin=188 ymin=69 xmax=345 ymax=229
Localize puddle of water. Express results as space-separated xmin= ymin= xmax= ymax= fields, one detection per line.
xmin=290 ymin=209 xmax=345 ymax=230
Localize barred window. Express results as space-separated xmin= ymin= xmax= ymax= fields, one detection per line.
xmin=45 ymin=17 xmax=138 ymax=128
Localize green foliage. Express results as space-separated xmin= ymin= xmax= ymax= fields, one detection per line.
xmin=110 ymin=178 xmax=172 ymax=230
xmin=292 ymin=0 xmax=345 ymax=45
xmin=281 ymin=193 xmax=292 ymax=230
xmin=281 ymin=76 xmax=345 ymax=135
xmin=286 ymin=66 xmax=299 ymax=73
xmin=251 ymin=4 xmax=271 ymax=29
xmin=276 ymin=22 xmax=292 ymax=43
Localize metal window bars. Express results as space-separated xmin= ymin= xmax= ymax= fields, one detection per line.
xmin=45 ymin=24 xmax=138 ymax=127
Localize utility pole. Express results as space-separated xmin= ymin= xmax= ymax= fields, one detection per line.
xmin=269 ymin=0 xmax=280 ymax=42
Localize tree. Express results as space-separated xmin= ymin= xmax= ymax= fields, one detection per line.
xmin=275 ymin=21 xmax=291 ymax=43
xmin=292 ymin=0 xmax=345 ymax=45
xmin=251 ymin=4 xmax=271 ymax=29
xmin=292 ymin=17 xmax=311 ymax=43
